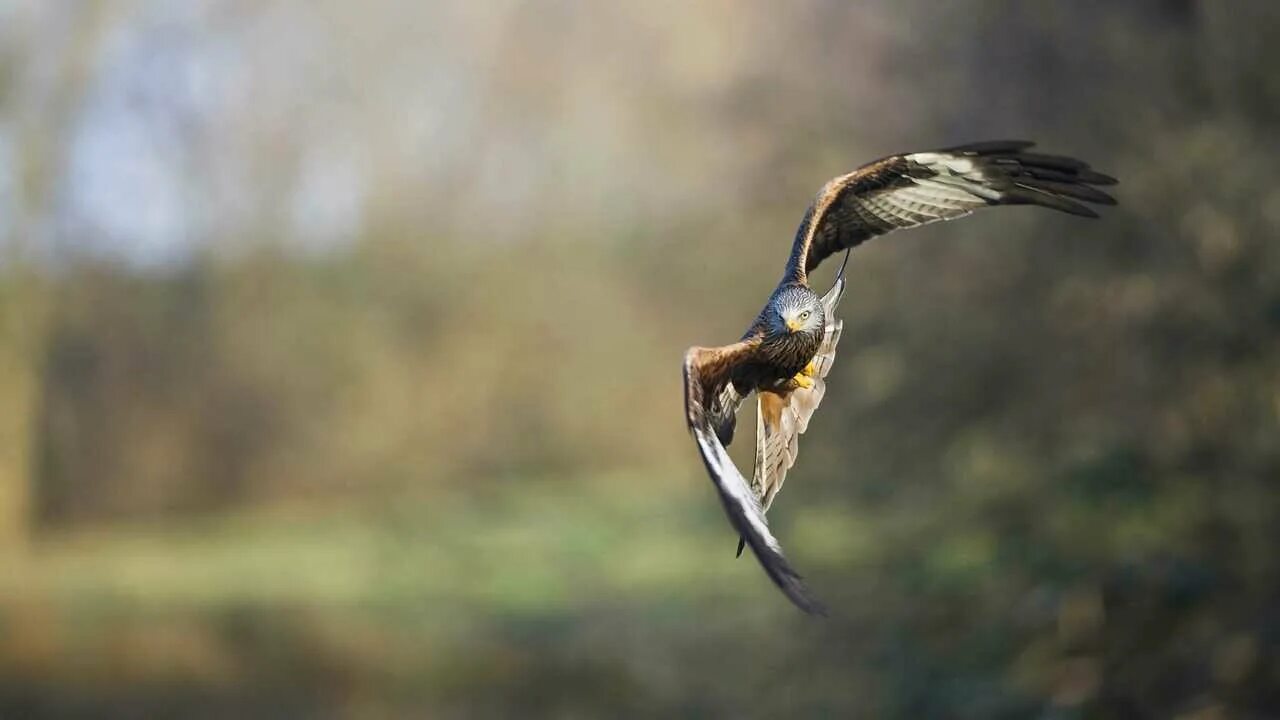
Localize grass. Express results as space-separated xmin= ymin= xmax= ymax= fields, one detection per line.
xmin=6 ymin=474 xmax=776 ymax=610
xmin=0 ymin=469 xmax=890 ymax=716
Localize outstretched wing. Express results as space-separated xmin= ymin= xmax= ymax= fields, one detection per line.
xmin=752 ymin=265 xmax=847 ymax=513
xmin=783 ymin=140 xmax=1117 ymax=282
xmin=683 ymin=340 xmax=827 ymax=615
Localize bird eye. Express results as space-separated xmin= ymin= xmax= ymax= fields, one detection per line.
xmin=799 ymin=310 xmax=811 ymax=320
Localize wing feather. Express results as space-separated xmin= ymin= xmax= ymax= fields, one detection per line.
xmin=683 ymin=342 xmax=826 ymax=615
xmin=752 ymin=270 xmax=847 ymax=512
xmin=782 ymin=141 xmax=1117 ymax=282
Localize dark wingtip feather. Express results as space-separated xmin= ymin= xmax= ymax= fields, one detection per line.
xmin=1077 ymin=169 xmax=1119 ymax=185
xmin=1060 ymin=203 xmax=1101 ymax=219
xmin=763 ymin=555 xmax=829 ymax=616
xmin=691 ymin=421 xmax=827 ymax=616
xmin=943 ymin=140 xmax=1119 ymax=216
xmin=736 ymin=537 xmax=746 ymax=558
xmin=773 ymin=568 xmax=834 ymax=614
xmin=1017 ymin=166 xmax=1117 ymax=188
xmin=1016 ymin=178 xmax=1117 ymax=205
xmin=746 ymin=531 xmax=829 ymax=616
xmin=1004 ymin=187 xmax=1100 ymax=217
xmin=1007 ymin=151 xmax=1088 ymax=171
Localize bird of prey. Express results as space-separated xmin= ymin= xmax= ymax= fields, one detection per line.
xmin=682 ymin=141 xmax=1116 ymax=614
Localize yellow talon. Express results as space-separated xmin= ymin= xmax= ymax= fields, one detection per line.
xmin=792 ymin=373 xmax=815 ymax=390
xmin=803 ymin=361 xmax=817 ymax=377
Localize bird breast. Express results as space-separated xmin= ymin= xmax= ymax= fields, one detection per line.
xmin=754 ymin=330 xmax=822 ymax=387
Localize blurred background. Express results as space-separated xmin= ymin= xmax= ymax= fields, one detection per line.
xmin=1 ymin=1 xmax=1278 ymax=717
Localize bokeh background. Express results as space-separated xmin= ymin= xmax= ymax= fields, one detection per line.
xmin=2 ymin=2 xmax=1278 ymax=717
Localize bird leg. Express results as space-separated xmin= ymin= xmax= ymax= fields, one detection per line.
xmin=789 ymin=361 xmax=818 ymax=390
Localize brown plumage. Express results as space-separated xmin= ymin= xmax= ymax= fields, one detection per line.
xmin=683 ymin=141 xmax=1116 ymax=615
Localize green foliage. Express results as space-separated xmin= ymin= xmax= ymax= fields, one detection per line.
xmin=2 ymin=2 xmax=1279 ymax=717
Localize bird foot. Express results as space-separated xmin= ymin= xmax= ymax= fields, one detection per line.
xmin=791 ymin=372 xmax=815 ymax=390
xmin=802 ymin=361 xmax=817 ymax=377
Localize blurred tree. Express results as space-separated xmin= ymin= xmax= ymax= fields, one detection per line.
xmin=0 ymin=4 xmax=116 ymax=548
xmin=1 ymin=2 xmax=1278 ymax=717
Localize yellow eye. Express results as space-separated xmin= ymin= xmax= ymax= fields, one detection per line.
xmin=799 ymin=310 xmax=811 ymax=320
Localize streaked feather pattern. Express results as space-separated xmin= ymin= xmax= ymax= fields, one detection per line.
xmin=783 ymin=141 xmax=1117 ymax=282
xmin=683 ymin=341 xmax=826 ymax=615
xmin=684 ymin=141 xmax=1115 ymax=614
xmin=753 ymin=269 xmax=846 ymax=512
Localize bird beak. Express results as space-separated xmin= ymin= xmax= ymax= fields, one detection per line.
xmin=785 ymin=318 xmax=801 ymax=333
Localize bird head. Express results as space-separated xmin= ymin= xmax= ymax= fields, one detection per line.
xmin=768 ymin=286 xmax=824 ymax=337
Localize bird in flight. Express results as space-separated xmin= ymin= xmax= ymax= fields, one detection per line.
xmin=682 ymin=141 xmax=1116 ymax=614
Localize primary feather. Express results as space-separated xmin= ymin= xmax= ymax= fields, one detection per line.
xmin=783 ymin=140 xmax=1117 ymax=282
xmin=753 ymin=268 xmax=846 ymax=512
xmin=684 ymin=141 xmax=1115 ymax=614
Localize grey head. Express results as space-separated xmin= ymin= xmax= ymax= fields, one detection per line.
xmin=764 ymin=284 xmax=825 ymax=339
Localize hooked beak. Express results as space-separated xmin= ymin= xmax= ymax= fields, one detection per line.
xmin=785 ymin=318 xmax=802 ymax=333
